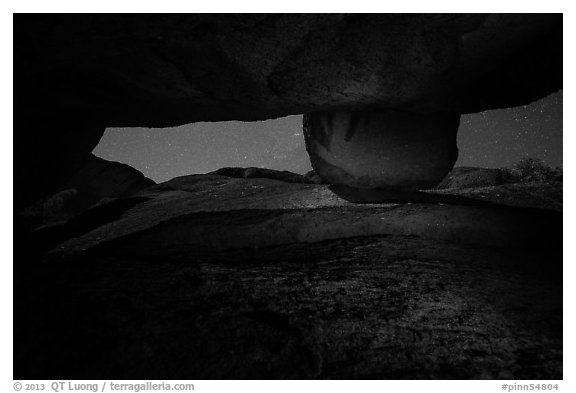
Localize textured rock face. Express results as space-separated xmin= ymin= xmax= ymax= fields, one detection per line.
xmin=14 ymin=173 xmax=562 ymax=379
xmin=15 ymin=235 xmax=562 ymax=379
xmin=19 ymin=154 xmax=154 ymax=231
xmin=14 ymin=14 xmax=562 ymax=203
xmin=22 ymin=172 xmax=558 ymax=261
xmin=63 ymin=154 xmax=155 ymax=206
xmin=15 ymin=14 xmax=562 ymax=124
xmin=304 ymin=110 xmax=460 ymax=190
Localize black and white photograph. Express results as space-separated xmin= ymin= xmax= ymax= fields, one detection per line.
xmin=8 ymin=4 xmax=571 ymax=390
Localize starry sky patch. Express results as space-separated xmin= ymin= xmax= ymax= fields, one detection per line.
xmin=94 ymin=91 xmax=562 ymax=183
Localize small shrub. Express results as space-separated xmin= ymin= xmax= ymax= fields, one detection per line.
xmin=506 ymin=157 xmax=562 ymax=183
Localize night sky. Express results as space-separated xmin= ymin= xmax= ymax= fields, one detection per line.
xmin=94 ymin=91 xmax=562 ymax=183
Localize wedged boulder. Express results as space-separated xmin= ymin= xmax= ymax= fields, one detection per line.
xmin=304 ymin=110 xmax=460 ymax=191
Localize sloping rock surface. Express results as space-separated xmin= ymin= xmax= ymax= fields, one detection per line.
xmin=433 ymin=182 xmax=562 ymax=212
xmin=434 ymin=166 xmax=509 ymax=189
xmin=41 ymin=172 xmax=561 ymax=259
xmin=19 ymin=154 xmax=154 ymax=230
xmin=15 ymin=234 xmax=561 ymax=379
xmin=15 ymin=172 xmax=562 ymax=379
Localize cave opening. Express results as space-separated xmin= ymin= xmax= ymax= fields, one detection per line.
xmin=94 ymin=115 xmax=311 ymax=183
xmin=93 ymin=91 xmax=562 ymax=185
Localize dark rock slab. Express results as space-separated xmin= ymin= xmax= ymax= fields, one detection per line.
xmin=14 ymin=173 xmax=562 ymax=380
xmin=15 ymin=14 xmax=562 ymax=125
xmin=15 ymin=235 xmax=561 ymax=379
xmin=40 ymin=174 xmax=562 ymax=261
xmin=19 ymin=154 xmax=155 ymax=231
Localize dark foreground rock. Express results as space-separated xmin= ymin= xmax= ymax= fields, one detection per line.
xmin=15 ymin=235 xmax=561 ymax=380
xmin=19 ymin=154 xmax=155 ymax=231
xmin=14 ymin=173 xmax=562 ymax=379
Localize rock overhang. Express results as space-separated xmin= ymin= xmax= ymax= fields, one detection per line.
xmin=14 ymin=13 xmax=563 ymax=204
xmin=15 ymin=13 xmax=562 ymax=126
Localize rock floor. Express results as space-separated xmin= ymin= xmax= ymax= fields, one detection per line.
xmin=14 ymin=175 xmax=563 ymax=379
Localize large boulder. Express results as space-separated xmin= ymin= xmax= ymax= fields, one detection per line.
xmin=304 ymin=110 xmax=460 ymax=190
